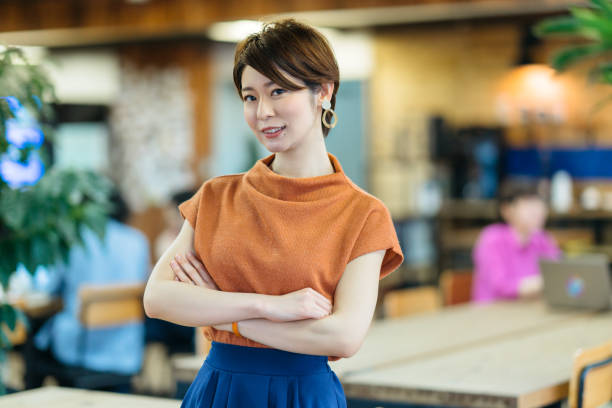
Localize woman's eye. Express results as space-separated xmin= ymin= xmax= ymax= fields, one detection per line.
xmin=243 ymin=95 xmax=255 ymax=102
xmin=271 ymin=88 xmax=286 ymax=96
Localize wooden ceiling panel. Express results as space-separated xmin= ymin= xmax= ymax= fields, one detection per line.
xmin=0 ymin=0 xmax=576 ymax=46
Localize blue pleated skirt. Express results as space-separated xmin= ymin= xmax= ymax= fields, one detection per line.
xmin=181 ymin=341 xmax=347 ymax=407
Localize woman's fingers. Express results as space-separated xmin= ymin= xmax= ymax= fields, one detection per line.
xmin=315 ymin=297 xmax=332 ymax=314
xmin=186 ymin=251 xmax=218 ymax=290
xmin=174 ymin=255 xmax=206 ymax=286
xmin=310 ymin=288 xmax=332 ymax=306
xmin=306 ymin=288 xmax=332 ymax=311
xmin=171 ymin=260 xmax=193 ymax=284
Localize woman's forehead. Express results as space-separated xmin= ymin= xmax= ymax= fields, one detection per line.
xmin=241 ymin=65 xmax=304 ymax=89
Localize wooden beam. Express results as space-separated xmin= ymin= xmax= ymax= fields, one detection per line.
xmin=0 ymin=0 xmax=583 ymax=38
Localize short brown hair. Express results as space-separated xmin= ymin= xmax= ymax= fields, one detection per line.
xmin=499 ymin=179 xmax=543 ymax=205
xmin=233 ymin=18 xmax=340 ymax=137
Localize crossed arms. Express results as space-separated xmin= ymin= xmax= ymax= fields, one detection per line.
xmin=144 ymin=220 xmax=384 ymax=358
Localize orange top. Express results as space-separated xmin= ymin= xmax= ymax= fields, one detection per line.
xmin=179 ymin=152 xmax=403 ymax=360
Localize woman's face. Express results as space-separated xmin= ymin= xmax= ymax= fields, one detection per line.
xmin=502 ymin=196 xmax=548 ymax=237
xmin=241 ymin=65 xmax=321 ymax=153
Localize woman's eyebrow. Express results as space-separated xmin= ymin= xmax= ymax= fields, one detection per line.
xmin=242 ymin=81 xmax=276 ymax=93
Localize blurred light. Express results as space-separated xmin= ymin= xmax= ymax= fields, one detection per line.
xmin=1 ymin=96 xmax=21 ymax=113
xmin=1 ymin=97 xmax=46 ymax=187
xmin=207 ymin=20 xmax=263 ymax=43
xmin=496 ymin=64 xmax=567 ymax=125
xmin=317 ymin=28 xmax=373 ymax=80
xmin=1 ymin=97 xmax=45 ymax=149
xmin=0 ymin=151 xmax=45 ymax=188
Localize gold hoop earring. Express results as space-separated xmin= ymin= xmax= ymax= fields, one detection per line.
xmin=322 ymin=99 xmax=337 ymax=129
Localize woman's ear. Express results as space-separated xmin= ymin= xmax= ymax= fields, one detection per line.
xmin=319 ymin=82 xmax=334 ymax=103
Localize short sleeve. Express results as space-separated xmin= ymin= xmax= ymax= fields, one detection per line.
xmin=178 ymin=184 xmax=204 ymax=229
xmin=348 ymin=203 xmax=404 ymax=280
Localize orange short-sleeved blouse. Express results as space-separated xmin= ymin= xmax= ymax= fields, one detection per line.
xmin=179 ymin=152 xmax=403 ymax=360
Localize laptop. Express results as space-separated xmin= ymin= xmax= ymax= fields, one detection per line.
xmin=540 ymin=254 xmax=611 ymax=311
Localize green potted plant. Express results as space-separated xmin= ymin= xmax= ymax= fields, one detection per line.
xmin=0 ymin=47 xmax=112 ymax=393
xmin=534 ymin=0 xmax=612 ymax=90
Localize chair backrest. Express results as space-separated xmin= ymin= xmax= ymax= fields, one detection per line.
xmin=439 ymin=269 xmax=473 ymax=306
xmin=569 ymin=340 xmax=612 ymax=408
xmin=78 ymin=284 xmax=145 ymax=328
xmin=383 ymin=286 xmax=441 ymax=318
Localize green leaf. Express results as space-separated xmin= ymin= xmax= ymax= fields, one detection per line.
xmin=0 ymin=189 xmax=27 ymax=230
xmin=1 ymin=304 xmax=16 ymax=331
xmin=31 ymin=234 xmax=52 ymax=267
xmin=534 ymin=17 xmax=586 ymax=37
xmin=0 ymin=328 xmax=10 ymax=349
xmin=601 ymin=62 xmax=612 ymax=84
xmin=57 ymin=217 xmax=78 ymax=246
xmin=550 ymin=43 xmax=609 ymax=71
xmin=569 ymin=6 xmax=612 ymax=40
xmin=591 ymin=0 xmax=612 ymax=18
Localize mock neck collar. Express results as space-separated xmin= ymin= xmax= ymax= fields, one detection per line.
xmin=243 ymin=152 xmax=349 ymax=202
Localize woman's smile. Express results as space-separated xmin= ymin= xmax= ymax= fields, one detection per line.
xmin=262 ymin=125 xmax=286 ymax=139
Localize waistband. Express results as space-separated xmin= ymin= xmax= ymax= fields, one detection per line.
xmin=205 ymin=341 xmax=330 ymax=376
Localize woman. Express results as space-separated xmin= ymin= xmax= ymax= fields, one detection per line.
xmin=471 ymin=180 xmax=561 ymax=303
xmin=143 ymin=19 xmax=404 ymax=407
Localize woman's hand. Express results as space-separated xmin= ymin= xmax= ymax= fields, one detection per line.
xmin=212 ymin=288 xmax=333 ymax=334
xmin=518 ymin=274 xmax=543 ymax=299
xmin=262 ymin=287 xmax=332 ymax=322
xmin=171 ymin=251 xmax=219 ymax=291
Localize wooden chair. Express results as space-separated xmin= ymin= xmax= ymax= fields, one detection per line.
xmin=79 ymin=284 xmax=145 ymax=329
xmin=383 ymin=286 xmax=441 ymax=318
xmin=439 ymin=269 xmax=473 ymax=306
xmin=33 ymin=283 xmax=145 ymax=390
xmin=569 ymin=340 xmax=612 ymax=408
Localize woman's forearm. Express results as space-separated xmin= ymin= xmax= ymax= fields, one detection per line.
xmin=230 ymin=313 xmax=362 ymax=358
xmin=144 ymin=280 xmax=270 ymax=327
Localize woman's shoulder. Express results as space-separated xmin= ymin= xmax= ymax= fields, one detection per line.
xmin=477 ymin=223 xmax=510 ymax=246
xmin=341 ymin=176 xmax=390 ymax=213
xmin=195 ymin=173 xmax=246 ymax=194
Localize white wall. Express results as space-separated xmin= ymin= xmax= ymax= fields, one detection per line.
xmin=45 ymin=48 xmax=120 ymax=104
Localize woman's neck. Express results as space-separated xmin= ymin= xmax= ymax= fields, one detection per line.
xmin=269 ymin=136 xmax=333 ymax=178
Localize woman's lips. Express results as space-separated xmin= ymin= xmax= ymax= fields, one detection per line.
xmin=262 ymin=126 xmax=285 ymax=139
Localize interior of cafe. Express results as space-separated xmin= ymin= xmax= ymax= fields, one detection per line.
xmin=1 ymin=1 xmax=612 ymax=407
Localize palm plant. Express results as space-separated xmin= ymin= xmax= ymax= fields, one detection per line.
xmin=534 ymin=0 xmax=612 ymax=89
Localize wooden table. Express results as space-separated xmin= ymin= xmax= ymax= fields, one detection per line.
xmin=0 ymin=386 xmax=180 ymax=407
xmin=170 ymin=301 xmax=584 ymax=387
xmin=330 ymin=300 xmax=583 ymax=377
xmin=342 ymin=308 xmax=612 ymax=408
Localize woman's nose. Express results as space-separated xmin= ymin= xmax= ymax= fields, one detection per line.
xmin=257 ymin=97 xmax=274 ymax=119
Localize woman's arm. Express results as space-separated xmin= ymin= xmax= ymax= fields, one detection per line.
xmin=211 ymin=250 xmax=385 ymax=358
xmin=143 ymin=220 xmax=331 ymax=326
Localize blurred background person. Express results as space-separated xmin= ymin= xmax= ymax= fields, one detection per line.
xmin=147 ymin=190 xmax=197 ymax=353
xmin=471 ymin=180 xmax=562 ymax=303
xmin=29 ymin=188 xmax=150 ymax=390
xmin=140 ymin=190 xmax=197 ymax=397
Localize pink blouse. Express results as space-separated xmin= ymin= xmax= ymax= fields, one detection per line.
xmin=471 ymin=223 xmax=561 ymax=303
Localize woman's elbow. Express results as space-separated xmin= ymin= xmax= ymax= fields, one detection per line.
xmin=335 ymin=332 xmax=364 ymax=358
xmin=143 ymin=283 xmax=161 ymax=319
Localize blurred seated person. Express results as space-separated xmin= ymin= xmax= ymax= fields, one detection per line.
xmin=471 ymin=180 xmax=561 ymax=303
xmin=32 ymin=188 xmax=150 ymax=385
xmin=145 ymin=189 xmax=197 ymax=354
